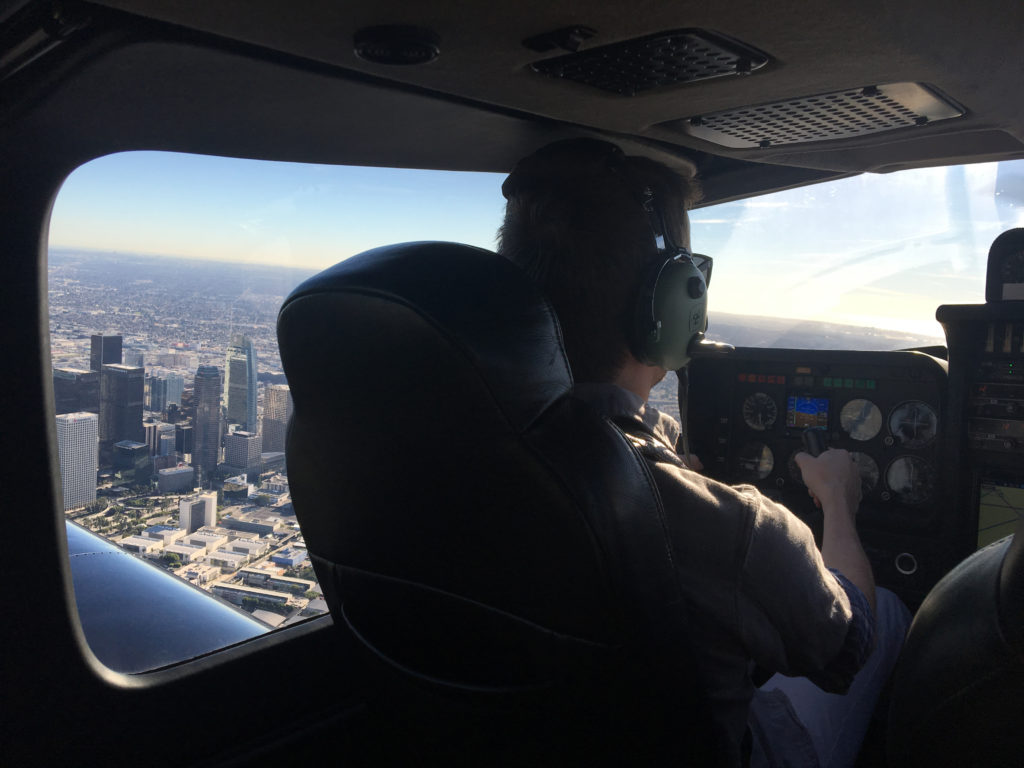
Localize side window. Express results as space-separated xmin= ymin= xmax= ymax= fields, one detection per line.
xmin=49 ymin=151 xmax=505 ymax=671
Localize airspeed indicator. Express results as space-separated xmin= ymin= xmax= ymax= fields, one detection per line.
xmin=742 ymin=392 xmax=778 ymax=431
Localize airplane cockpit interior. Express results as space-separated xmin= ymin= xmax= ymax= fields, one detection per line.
xmin=2 ymin=0 xmax=1022 ymax=766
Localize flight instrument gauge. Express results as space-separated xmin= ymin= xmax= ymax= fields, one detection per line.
xmin=742 ymin=392 xmax=778 ymax=431
xmin=850 ymin=452 xmax=880 ymax=494
xmin=888 ymin=401 xmax=938 ymax=448
xmin=738 ymin=441 xmax=774 ymax=480
xmin=840 ymin=399 xmax=883 ymax=441
xmin=885 ymin=456 xmax=934 ymax=504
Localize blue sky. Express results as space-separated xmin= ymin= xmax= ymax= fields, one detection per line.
xmin=50 ymin=151 xmax=508 ymax=269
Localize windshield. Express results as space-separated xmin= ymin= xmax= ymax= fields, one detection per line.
xmin=691 ymin=159 xmax=1023 ymax=349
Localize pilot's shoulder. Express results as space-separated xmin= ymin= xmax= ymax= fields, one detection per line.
xmin=612 ymin=414 xmax=758 ymax=551
xmin=613 ymin=415 xmax=686 ymax=467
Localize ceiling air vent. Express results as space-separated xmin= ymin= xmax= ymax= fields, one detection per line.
xmin=678 ymin=83 xmax=964 ymax=148
xmin=530 ymin=29 xmax=769 ymax=96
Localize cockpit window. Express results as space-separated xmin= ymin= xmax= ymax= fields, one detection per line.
xmin=692 ymin=159 xmax=1023 ymax=348
xmin=48 ymin=151 xmax=506 ymax=672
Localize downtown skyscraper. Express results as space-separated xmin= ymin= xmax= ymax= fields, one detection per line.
xmin=192 ymin=365 xmax=223 ymax=487
xmin=98 ymin=364 xmax=145 ymax=466
xmin=53 ymin=368 xmax=99 ymax=415
xmin=56 ymin=412 xmax=98 ymax=511
xmin=90 ymin=334 xmax=122 ymax=372
xmin=224 ymin=430 xmax=262 ymax=483
xmin=145 ymin=371 xmax=184 ymax=413
xmin=260 ymin=384 xmax=292 ymax=453
xmin=224 ymin=335 xmax=257 ymax=432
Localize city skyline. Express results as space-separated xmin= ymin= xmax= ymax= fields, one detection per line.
xmin=46 ymin=152 xmax=1023 ymax=341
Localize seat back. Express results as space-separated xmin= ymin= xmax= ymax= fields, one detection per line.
xmin=278 ymin=242 xmax=708 ymax=763
xmin=887 ymin=518 xmax=1024 ymax=766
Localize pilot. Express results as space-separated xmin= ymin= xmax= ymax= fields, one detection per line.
xmin=498 ymin=138 xmax=912 ymax=767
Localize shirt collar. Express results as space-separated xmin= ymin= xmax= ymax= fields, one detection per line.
xmin=573 ymin=382 xmax=681 ymax=451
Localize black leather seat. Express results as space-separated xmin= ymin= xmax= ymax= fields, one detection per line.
xmin=887 ymin=520 xmax=1024 ymax=767
xmin=278 ymin=242 xmax=709 ymax=764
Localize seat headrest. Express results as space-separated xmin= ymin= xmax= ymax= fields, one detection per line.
xmin=277 ymin=240 xmax=617 ymax=638
xmin=280 ymin=241 xmax=572 ymax=430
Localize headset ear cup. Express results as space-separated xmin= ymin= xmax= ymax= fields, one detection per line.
xmin=632 ymin=257 xmax=707 ymax=370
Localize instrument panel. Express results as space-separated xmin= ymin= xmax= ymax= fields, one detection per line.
xmin=939 ymin=302 xmax=1024 ymax=551
xmin=687 ymin=348 xmax=950 ymax=605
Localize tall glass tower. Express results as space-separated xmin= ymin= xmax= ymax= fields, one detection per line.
xmin=224 ymin=335 xmax=258 ymax=431
xmin=98 ymin=364 xmax=144 ymax=467
xmin=192 ymin=365 xmax=223 ymax=487
xmin=90 ymin=333 xmax=122 ymax=373
xmin=261 ymin=384 xmax=292 ymax=453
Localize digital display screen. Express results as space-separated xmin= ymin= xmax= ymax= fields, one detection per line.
xmin=786 ymin=396 xmax=829 ymax=428
xmin=977 ymin=477 xmax=1024 ymax=549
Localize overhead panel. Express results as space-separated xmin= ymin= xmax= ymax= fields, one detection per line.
xmin=529 ymin=29 xmax=769 ymax=96
xmin=674 ymin=83 xmax=965 ymax=148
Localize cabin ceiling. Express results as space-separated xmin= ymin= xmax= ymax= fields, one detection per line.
xmin=1 ymin=0 xmax=1021 ymax=206
xmin=85 ymin=0 xmax=1024 ymax=176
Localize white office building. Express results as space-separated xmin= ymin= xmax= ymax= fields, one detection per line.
xmin=179 ymin=492 xmax=217 ymax=534
xmin=56 ymin=412 xmax=98 ymax=511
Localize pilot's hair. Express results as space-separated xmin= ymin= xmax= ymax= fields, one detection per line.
xmin=498 ymin=138 xmax=701 ymax=383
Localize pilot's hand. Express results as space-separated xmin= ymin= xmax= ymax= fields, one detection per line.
xmin=680 ymin=452 xmax=704 ymax=471
xmin=793 ymin=448 xmax=861 ymax=520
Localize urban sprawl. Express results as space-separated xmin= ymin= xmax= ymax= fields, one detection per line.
xmin=50 ymin=250 xmax=323 ymax=631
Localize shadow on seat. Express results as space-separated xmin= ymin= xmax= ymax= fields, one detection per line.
xmin=278 ymin=242 xmax=711 ymax=765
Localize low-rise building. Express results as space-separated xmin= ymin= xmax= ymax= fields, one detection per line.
xmin=186 ymin=530 xmax=229 ymax=552
xmin=222 ymin=476 xmax=252 ymax=504
xmin=163 ymin=543 xmax=203 ymax=563
xmin=220 ymin=514 xmax=280 ymax=537
xmin=251 ymin=609 xmax=286 ymax=628
xmin=226 ymin=529 xmax=260 ymax=542
xmin=301 ymin=598 xmax=329 ymax=617
xmin=263 ymin=475 xmax=289 ymax=494
xmin=210 ymin=583 xmax=291 ymax=606
xmin=238 ymin=568 xmax=314 ymax=593
xmin=119 ymin=535 xmax=161 ymax=555
xmin=143 ymin=524 xmax=185 ymax=546
xmin=270 ymin=547 xmax=308 ymax=568
xmin=181 ymin=563 xmax=220 ymax=586
xmin=157 ymin=465 xmax=193 ymax=493
xmin=229 ymin=540 xmax=268 ymax=558
xmin=208 ymin=550 xmax=249 ymax=571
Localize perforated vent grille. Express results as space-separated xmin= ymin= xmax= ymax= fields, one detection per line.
xmin=530 ymin=29 xmax=768 ymax=96
xmin=679 ymin=83 xmax=964 ymax=148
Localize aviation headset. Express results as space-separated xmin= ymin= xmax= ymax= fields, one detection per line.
xmin=501 ymin=138 xmax=708 ymax=370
